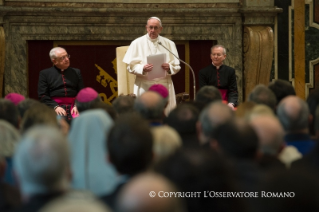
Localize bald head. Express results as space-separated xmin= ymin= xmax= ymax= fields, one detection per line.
xmin=250 ymin=115 xmax=284 ymax=155
xmin=117 ymin=172 xmax=184 ymax=212
xmin=134 ymin=91 xmax=166 ymax=121
xmin=277 ymin=96 xmax=310 ymax=132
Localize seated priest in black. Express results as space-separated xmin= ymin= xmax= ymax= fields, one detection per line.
xmin=198 ymin=44 xmax=238 ymax=110
xmin=38 ymin=47 xmax=84 ymax=123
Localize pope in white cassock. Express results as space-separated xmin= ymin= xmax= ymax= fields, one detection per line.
xmin=123 ymin=17 xmax=181 ymax=115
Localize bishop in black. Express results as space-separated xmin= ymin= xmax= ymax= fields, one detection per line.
xmin=198 ymin=45 xmax=238 ymax=108
xmin=38 ymin=47 xmax=84 ymax=122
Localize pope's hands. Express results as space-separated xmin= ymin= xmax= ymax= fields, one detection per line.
xmin=143 ymin=64 xmax=153 ymax=72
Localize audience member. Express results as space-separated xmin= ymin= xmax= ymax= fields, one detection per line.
xmin=0 ymin=120 xmax=20 ymax=185
xmin=268 ymin=79 xmax=295 ymax=104
xmin=90 ymin=101 xmax=117 ymax=120
xmin=17 ymin=98 xmax=40 ymax=118
xmin=20 ymin=103 xmax=59 ymax=134
xmin=151 ymin=125 xmax=182 ymax=164
xmin=40 ymin=191 xmax=111 ymax=212
xmin=4 ymin=93 xmax=25 ymax=106
xmin=235 ymin=101 xmax=256 ymax=120
xmin=0 ymin=99 xmax=20 ymax=129
xmin=74 ymin=87 xmax=101 ymax=113
xmin=164 ymin=103 xmax=200 ymax=147
xmin=195 ymin=85 xmax=222 ymax=107
xmin=112 ymin=95 xmax=135 ymax=116
xmin=155 ymin=148 xmax=245 ymax=212
xmin=148 ymin=84 xmax=169 ymax=115
xmin=14 ymin=126 xmax=70 ymax=212
xmin=68 ymin=109 xmax=118 ymax=196
xmin=116 ymin=172 xmax=186 ymax=212
xmin=197 ymin=101 xmax=234 ymax=145
xmin=134 ymin=91 xmax=166 ymax=125
xmin=0 ymin=155 xmax=21 ymax=212
xmin=277 ymin=96 xmax=316 ymax=155
xmin=248 ymin=84 xmax=277 ymax=112
xmin=101 ymin=113 xmax=153 ymax=210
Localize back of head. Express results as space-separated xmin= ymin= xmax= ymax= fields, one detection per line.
xmin=112 ymin=95 xmax=135 ymax=115
xmin=134 ymin=91 xmax=166 ymax=121
xmin=164 ymin=103 xmax=199 ymax=136
xmin=117 ymin=172 xmax=185 ymax=212
xmin=250 ymin=115 xmax=284 ymax=156
xmin=248 ymin=84 xmax=277 ymax=112
xmin=108 ymin=113 xmax=153 ymax=176
xmin=155 ymin=148 xmax=244 ymax=212
xmin=277 ymin=96 xmax=310 ymax=132
xmin=75 ymin=87 xmax=101 ymax=113
xmin=0 ymin=120 xmax=20 ymax=157
xmin=20 ymin=103 xmax=58 ymax=134
xmin=68 ymin=109 xmax=116 ymax=196
xmin=213 ymin=118 xmax=259 ymax=160
xmin=14 ymin=126 xmax=69 ymax=196
xmin=90 ymin=101 xmax=117 ymax=120
xmin=268 ymin=79 xmax=296 ymax=104
xmin=248 ymin=104 xmax=276 ymax=121
xmin=0 ymin=99 xmax=20 ymax=129
xmin=151 ymin=125 xmax=182 ymax=163
xmin=40 ymin=191 xmax=111 ymax=212
xmin=199 ymin=101 xmax=234 ymax=143
xmin=17 ymin=98 xmax=40 ymax=118
xmin=235 ymin=101 xmax=256 ymax=120
xmin=195 ymin=86 xmax=222 ymax=106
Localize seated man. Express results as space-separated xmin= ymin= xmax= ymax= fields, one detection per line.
xmin=38 ymin=47 xmax=84 ymax=123
xmin=199 ymin=45 xmax=238 ymax=110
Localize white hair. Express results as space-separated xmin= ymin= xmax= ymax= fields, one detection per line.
xmin=14 ymin=126 xmax=69 ymax=196
xmin=49 ymin=47 xmax=66 ymax=60
xmin=147 ymin=17 xmax=162 ymax=27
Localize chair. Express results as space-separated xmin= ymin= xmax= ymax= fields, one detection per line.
xmin=116 ymin=46 xmax=136 ymax=96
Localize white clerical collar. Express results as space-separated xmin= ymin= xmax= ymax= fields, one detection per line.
xmin=212 ymin=62 xmax=223 ymax=70
xmin=146 ymin=33 xmax=159 ymax=42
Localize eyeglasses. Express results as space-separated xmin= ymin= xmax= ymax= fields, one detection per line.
xmin=57 ymin=54 xmax=70 ymax=61
xmin=147 ymin=26 xmax=160 ymax=30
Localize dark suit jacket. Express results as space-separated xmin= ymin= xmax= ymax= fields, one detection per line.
xmin=199 ymin=64 xmax=238 ymax=105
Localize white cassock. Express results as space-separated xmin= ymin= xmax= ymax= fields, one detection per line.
xmin=123 ymin=34 xmax=181 ymax=115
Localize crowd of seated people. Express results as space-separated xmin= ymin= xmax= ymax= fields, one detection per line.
xmin=1 ymin=80 xmax=319 ymax=212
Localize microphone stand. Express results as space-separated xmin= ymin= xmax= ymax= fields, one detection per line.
xmin=158 ymin=42 xmax=196 ymax=100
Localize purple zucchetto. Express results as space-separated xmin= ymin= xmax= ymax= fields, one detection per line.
xmin=148 ymin=84 xmax=169 ymax=99
xmin=5 ymin=93 xmax=25 ymax=106
xmin=76 ymin=87 xmax=99 ymax=103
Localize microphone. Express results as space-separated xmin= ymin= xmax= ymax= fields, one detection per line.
xmin=158 ymin=41 xmax=196 ymax=100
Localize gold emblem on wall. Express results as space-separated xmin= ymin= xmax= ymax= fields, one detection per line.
xmin=95 ymin=63 xmax=118 ymax=105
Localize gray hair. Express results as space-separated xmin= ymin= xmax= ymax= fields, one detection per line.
xmin=49 ymin=47 xmax=66 ymax=60
xmin=277 ymin=97 xmax=310 ymax=131
xmin=211 ymin=44 xmax=226 ymax=55
xmin=147 ymin=17 xmax=162 ymax=27
xmin=14 ymin=126 xmax=69 ymax=196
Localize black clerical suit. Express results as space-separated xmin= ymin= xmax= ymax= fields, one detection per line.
xmin=198 ymin=64 xmax=238 ymax=106
xmin=38 ymin=66 xmax=84 ymax=120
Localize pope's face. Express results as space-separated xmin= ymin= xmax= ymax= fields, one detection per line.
xmin=52 ymin=48 xmax=70 ymax=70
xmin=210 ymin=47 xmax=226 ymax=66
xmin=146 ymin=19 xmax=163 ymax=39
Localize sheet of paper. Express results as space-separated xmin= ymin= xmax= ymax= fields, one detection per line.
xmin=147 ymin=53 xmax=166 ymax=80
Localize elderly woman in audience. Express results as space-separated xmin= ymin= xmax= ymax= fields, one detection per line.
xmin=68 ymin=109 xmax=118 ymax=196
